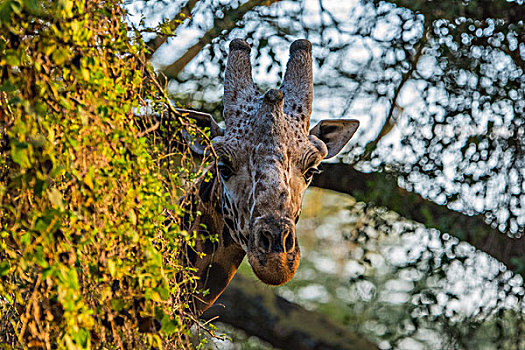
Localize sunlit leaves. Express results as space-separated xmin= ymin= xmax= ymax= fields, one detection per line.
xmin=0 ymin=0 xmax=201 ymax=348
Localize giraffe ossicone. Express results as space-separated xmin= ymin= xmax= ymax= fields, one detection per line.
xmin=182 ymin=38 xmax=359 ymax=313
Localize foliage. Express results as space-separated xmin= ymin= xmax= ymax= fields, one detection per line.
xmin=0 ymin=0 xmax=206 ymax=348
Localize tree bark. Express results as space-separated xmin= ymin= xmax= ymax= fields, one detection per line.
xmin=202 ymin=274 xmax=378 ymax=350
xmin=311 ymin=163 xmax=525 ymax=275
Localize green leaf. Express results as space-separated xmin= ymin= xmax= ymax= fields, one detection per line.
xmin=107 ymin=259 xmax=116 ymax=277
xmin=71 ymin=328 xmax=90 ymax=348
xmin=51 ymin=48 xmax=69 ymax=65
xmin=0 ymin=0 xmax=14 ymax=22
xmin=29 ymin=134 xmax=45 ymax=148
xmin=127 ymin=209 xmax=137 ymax=225
xmin=11 ymin=141 xmax=30 ymax=167
xmin=9 ymin=0 xmax=22 ymax=14
xmin=5 ymin=50 xmax=20 ymax=66
xmin=111 ymin=298 xmax=125 ymax=312
xmin=0 ymin=261 xmax=10 ymax=276
xmin=23 ymin=0 xmax=40 ymax=14
xmin=20 ymin=232 xmax=31 ymax=245
xmin=34 ymin=246 xmax=49 ymax=268
xmin=154 ymin=286 xmax=170 ymax=301
xmin=83 ymin=167 xmax=94 ymax=190
xmin=0 ymin=80 xmax=16 ymax=92
xmin=160 ymin=314 xmax=179 ymax=335
xmin=34 ymin=215 xmax=50 ymax=232
xmin=34 ymin=102 xmax=47 ymax=116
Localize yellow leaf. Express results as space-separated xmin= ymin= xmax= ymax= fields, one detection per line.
xmin=107 ymin=259 xmax=115 ymax=277
xmin=84 ymin=167 xmax=94 ymax=190
xmin=47 ymin=188 xmax=64 ymax=210
xmin=81 ymin=67 xmax=90 ymax=81
xmin=127 ymin=209 xmax=137 ymax=225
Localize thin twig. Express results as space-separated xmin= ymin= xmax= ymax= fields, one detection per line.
xmin=364 ymin=25 xmax=429 ymax=157
xmin=137 ymin=121 xmax=160 ymax=137
xmin=134 ymin=50 xmax=218 ymax=160
xmin=187 ymin=313 xmax=229 ymax=341
xmin=18 ymin=274 xmax=42 ymax=342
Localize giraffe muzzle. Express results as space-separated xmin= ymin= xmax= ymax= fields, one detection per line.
xmin=247 ymin=217 xmax=301 ymax=285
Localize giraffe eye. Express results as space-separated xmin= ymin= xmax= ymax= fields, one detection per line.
xmin=304 ymin=167 xmax=322 ymax=183
xmin=218 ymin=159 xmax=234 ymax=181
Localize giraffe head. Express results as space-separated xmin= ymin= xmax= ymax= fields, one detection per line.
xmin=189 ymin=39 xmax=359 ymax=285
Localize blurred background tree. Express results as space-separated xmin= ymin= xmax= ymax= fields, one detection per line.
xmin=127 ymin=0 xmax=524 ymax=348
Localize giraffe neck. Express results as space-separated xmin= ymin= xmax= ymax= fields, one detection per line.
xmin=185 ymin=171 xmax=245 ymax=314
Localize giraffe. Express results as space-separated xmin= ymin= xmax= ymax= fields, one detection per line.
xmin=181 ymin=38 xmax=359 ymax=314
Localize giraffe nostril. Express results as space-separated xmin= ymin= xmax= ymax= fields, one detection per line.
xmin=284 ymin=230 xmax=295 ymax=253
xmin=260 ymin=231 xmax=272 ymax=252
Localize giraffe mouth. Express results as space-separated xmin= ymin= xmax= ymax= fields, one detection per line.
xmin=247 ymin=246 xmax=301 ymax=285
xmin=248 ymin=248 xmax=301 ymax=286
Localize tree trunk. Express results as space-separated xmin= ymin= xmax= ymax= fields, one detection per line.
xmin=202 ymin=274 xmax=378 ymax=350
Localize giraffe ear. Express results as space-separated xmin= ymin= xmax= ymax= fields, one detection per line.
xmin=309 ymin=119 xmax=359 ymax=159
xmin=177 ymin=108 xmax=225 ymax=155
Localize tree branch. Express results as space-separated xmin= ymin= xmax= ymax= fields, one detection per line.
xmin=202 ymin=274 xmax=378 ymax=350
xmin=378 ymin=0 xmax=525 ymax=23
xmin=311 ymin=163 xmax=525 ymax=276
xmin=145 ymin=0 xmax=200 ymax=59
xmin=369 ymin=27 xmax=427 ymax=149
xmin=160 ymin=0 xmax=281 ymax=79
